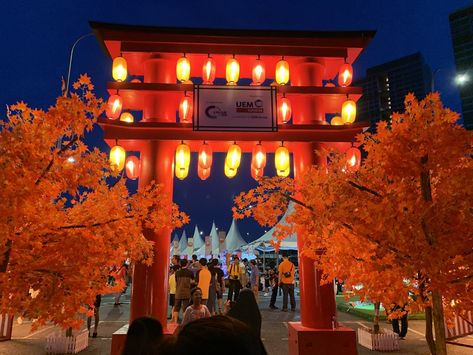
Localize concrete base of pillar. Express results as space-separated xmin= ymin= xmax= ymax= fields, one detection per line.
xmin=288 ymin=322 xmax=357 ymax=355
xmin=110 ymin=322 xmax=179 ymax=355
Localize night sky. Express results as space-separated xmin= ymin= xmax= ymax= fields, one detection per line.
xmin=2 ymin=0 xmax=471 ymax=242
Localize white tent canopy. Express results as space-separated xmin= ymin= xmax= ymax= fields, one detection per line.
xmin=179 ymin=230 xmax=188 ymax=255
xmin=192 ymin=225 xmax=203 ymax=253
xmin=170 ymin=234 xmax=179 ymax=256
xmin=210 ymin=221 xmax=220 ymax=255
xmin=225 ymin=219 xmax=247 ymax=252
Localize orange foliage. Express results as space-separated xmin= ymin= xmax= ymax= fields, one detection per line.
xmin=0 ymin=76 xmax=188 ymax=330
xmin=234 ymin=93 xmax=473 ymax=319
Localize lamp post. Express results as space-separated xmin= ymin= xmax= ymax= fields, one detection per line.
xmin=65 ymin=33 xmax=94 ymax=97
xmin=431 ymin=67 xmax=470 ymax=92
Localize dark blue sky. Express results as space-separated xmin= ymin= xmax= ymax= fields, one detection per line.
xmin=2 ymin=0 xmax=470 ymax=241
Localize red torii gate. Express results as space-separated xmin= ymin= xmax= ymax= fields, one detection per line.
xmin=91 ymin=22 xmax=374 ymax=354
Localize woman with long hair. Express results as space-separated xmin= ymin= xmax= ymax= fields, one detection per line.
xmin=226 ymin=288 xmax=262 ymax=338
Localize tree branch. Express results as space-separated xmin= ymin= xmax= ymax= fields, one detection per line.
xmin=58 ymin=215 xmax=135 ymax=230
xmin=347 ymin=181 xmax=382 ymax=198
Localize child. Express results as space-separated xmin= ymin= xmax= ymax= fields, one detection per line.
xmin=181 ymin=287 xmax=210 ymax=326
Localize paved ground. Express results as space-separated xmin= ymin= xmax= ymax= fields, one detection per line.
xmin=1 ymin=290 xmax=472 ymax=354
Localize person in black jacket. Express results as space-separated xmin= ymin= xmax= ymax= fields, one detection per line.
xmin=226 ymin=288 xmax=262 ymax=338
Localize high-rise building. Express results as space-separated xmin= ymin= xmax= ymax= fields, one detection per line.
xmin=449 ymin=5 xmax=473 ymax=130
xmin=355 ymin=52 xmax=432 ymax=127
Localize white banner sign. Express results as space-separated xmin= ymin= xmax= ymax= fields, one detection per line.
xmin=194 ymin=86 xmax=277 ymax=131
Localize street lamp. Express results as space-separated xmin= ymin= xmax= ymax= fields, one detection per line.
xmin=431 ymin=68 xmax=470 ymax=92
xmin=65 ymin=33 xmax=94 ymax=97
xmin=455 ymin=73 xmax=470 ymax=86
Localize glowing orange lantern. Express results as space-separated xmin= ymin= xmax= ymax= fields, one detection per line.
xmin=251 ymin=143 xmax=266 ymax=170
xmin=198 ymin=142 xmax=213 ymax=170
xmin=275 ymin=58 xmax=290 ymax=85
xmin=277 ymin=96 xmax=292 ymax=123
xmin=346 ymin=147 xmax=361 ymax=172
xmin=226 ymin=57 xmax=240 ymax=85
xmin=275 ymin=145 xmax=290 ymax=176
xmin=176 ymin=55 xmax=191 ymax=83
xmin=106 ymin=94 xmax=123 ymax=120
xmin=198 ymin=165 xmax=211 ymax=181
xmin=224 ymin=163 xmax=237 ymax=178
xmin=338 ymin=63 xmax=353 ymax=87
xmin=175 ymin=142 xmax=190 ymax=179
xmin=120 ymin=112 xmax=134 ymax=123
xmin=250 ymin=165 xmax=264 ymax=180
xmin=109 ymin=145 xmax=126 ymax=172
xmin=125 ymin=156 xmax=140 ymax=180
xmin=202 ymin=56 xmax=216 ymax=85
xmin=225 ymin=143 xmax=242 ymax=171
xmin=251 ymin=57 xmax=266 ymax=85
xmin=112 ymin=56 xmax=127 ymax=82
xmin=342 ymin=99 xmax=357 ymax=124
xmin=179 ymin=95 xmax=193 ymax=122
xmin=330 ymin=116 xmax=343 ymax=126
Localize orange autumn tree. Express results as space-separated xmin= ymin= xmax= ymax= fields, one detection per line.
xmin=234 ymin=93 xmax=473 ymax=355
xmin=0 ymin=75 xmax=188 ymax=330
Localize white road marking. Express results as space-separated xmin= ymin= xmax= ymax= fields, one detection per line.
xmin=407 ymin=328 xmax=425 ymax=336
xmin=23 ymin=325 xmax=55 ymax=339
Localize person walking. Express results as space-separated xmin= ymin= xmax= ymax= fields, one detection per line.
xmin=114 ymin=262 xmax=128 ymax=306
xmin=87 ymin=294 xmax=101 ymax=338
xmin=269 ymin=267 xmax=279 ymax=310
xmin=181 ymin=287 xmax=211 ymax=326
xmin=227 ymin=256 xmax=242 ymax=302
xmin=227 ymin=288 xmax=262 ymax=338
xmin=278 ymin=253 xmax=296 ymax=312
xmin=249 ymin=259 xmax=260 ymax=303
xmin=390 ymin=304 xmax=408 ymax=339
xmin=172 ymin=259 xmax=194 ymax=323
xmin=213 ymin=259 xmax=225 ymax=314
xmin=196 ymin=258 xmax=211 ymax=305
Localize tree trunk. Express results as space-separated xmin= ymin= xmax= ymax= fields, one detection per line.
xmin=66 ymin=327 xmax=73 ymax=337
xmin=432 ymin=290 xmax=447 ymax=355
xmin=425 ymin=306 xmax=436 ymax=355
xmin=0 ymin=239 xmax=12 ymax=273
xmin=373 ymin=301 xmax=381 ymax=334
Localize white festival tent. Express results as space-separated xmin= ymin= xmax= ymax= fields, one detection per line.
xmin=170 ymin=234 xmax=179 ymax=256
xmin=192 ymin=225 xmax=204 ymax=254
xmin=210 ymin=221 xmax=220 ymax=255
xmin=179 ymin=230 xmax=188 ymax=255
xmin=225 ymin=219 xmax=247 ymax=252
xmin=247 ymin=202 xmax=298 ymax=253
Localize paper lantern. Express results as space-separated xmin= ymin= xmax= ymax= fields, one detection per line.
xmin=346 ymin=147 xmax=361 ymax=172
xmin=198 ymin=165 xmax=210 ymax=181
xmin=275 ymin=145 xmax=290 ymax=176
xmin=277 ymin=167 xmax=290 ymax=178
xmin=120 ymin=112 xmax=134 ymax=123
xmin=109 ymin=145 xmax=126 ymax=172
xmin=251 ymin=57 xmax=266 ymax=85
xmin=175 ymin=142 xmax=190 ymax=179
xmin=277 ymin=96 xmax=292 ymax=124
xmin=202 ymin=57 xmax=216 ymax=85
xmin=250 ymin=165 xmax=264 ymax=180
xmin=176 ymin=55 xmax=191 ymax=83
xmin=179 ymin=95 xmax=193 ymax=122
xmin=342 ymin=100 xmax=357 ymax=124
xmin=330 ymin=116 xmax=343 ymax=126
xmin=251 ymin=143 xmax=266 ymax=170
xmin=224 ymin=163 xmax=237 ymax=178
xmin=275 ymin=58 xmax=290 ymax=85
xmin=112 ymin=56 xmax=127 ymax=82
xmin=338 ymin=63 xmax=353 ymax=87
xmin=226 ymin=57 xmax=240 ymax=85
xmin=125 ymin=156 xmax=140 ymax=180
xmin=105 ymin=94 xmax=123 ymax=120
xmin=198 ymin=142 xmax=213 ymax=170
xmin=225 ymin=143 xmax=241 ymax=170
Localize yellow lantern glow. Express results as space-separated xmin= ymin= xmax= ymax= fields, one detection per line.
xmin=330 ymin=115 xmax=343 ymax=126
xmin=109 ymin=145 xmax=126 ymax=172
xmin=275 ymin=58 xmax=290 ymax=85
xmin=112 ymin=56 xmax=127 ymax=82
xmin=225 ymin=143 xmax=242 ymax=170
xmin=275 ymin=145 xmax=290 ymax=176
xmin=175 ymin=142 xmax=191 ymax=179
xmin=251 ymin=165 xmax=263 ymax=180
xmin=106 ymin=94 xmax=123 ymax=120
xmin=179 ymin=95 xmax=193 ymax=122
xmin=338 ymin=63 xmax=353 ymax=87
xmin=226 ymin=57 xmax=240 ymax=85
xmin=202 ymin=56 xmax=216 ymax=85
xmin=277 ymin=96 xmax=292 ymax=124
xmin=277 ymin=167 xmax=290 ymax=177
xmin=176 ymin=55 xmax=191 ymax=83
xmin=251 ymin=143 xmax=266 ymax=170
xmin=251 ymin=57 xmax=266 ymax=85
xmin=198 ymin=142 xmax=213 ymax=170
xmin=341 ymin=100 xmax=357 ymax=124
xmin=125 ymin=156 xmax=140 ymax=180
xmin=198 ymin=165 xmax=211 ymax=181
xmin=224 ymin=163 xmax=237 ymax=178
xmin=120 ymin=112 xmax=134 ymax=123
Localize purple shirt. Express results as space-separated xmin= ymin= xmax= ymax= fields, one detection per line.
xmin=250 ymin=265 xmax=260 ymax=286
